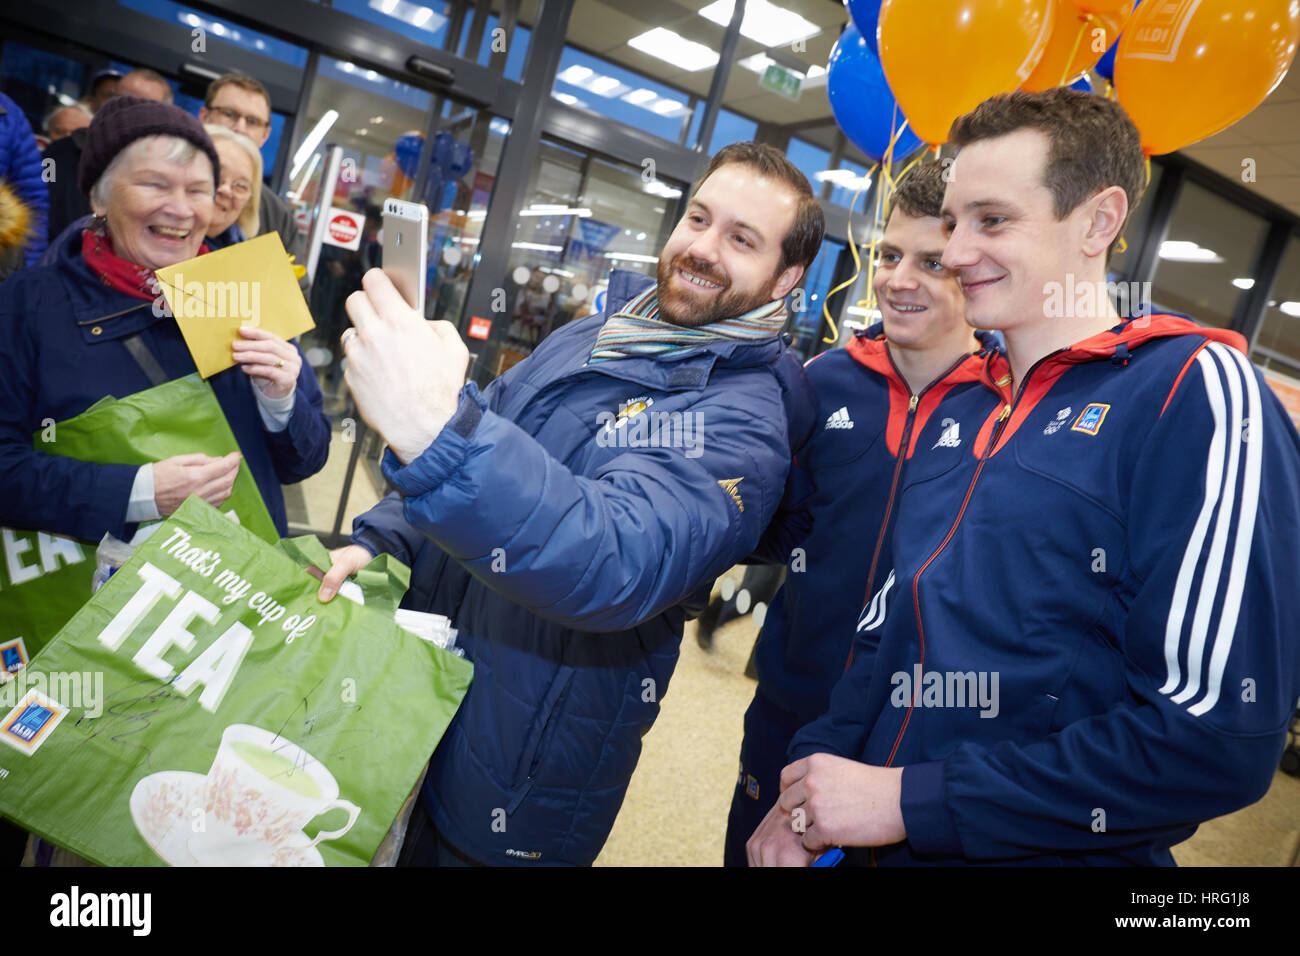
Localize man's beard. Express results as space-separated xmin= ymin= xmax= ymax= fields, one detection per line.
xmin=655 ymin=254 xmax=781 ymax=328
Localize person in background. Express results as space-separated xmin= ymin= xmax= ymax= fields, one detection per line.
xmin=203 ymin=124 xmax=261 ymax=249
xmin=0 ymin=90 xmax=49 ymax=271
xmin=724 ymin=161 xmax=1003 ymax=866
xmin=198 ymin=73 xmax=303 ymax=274
xmin=117 ymin=68 xmax=173 ymax=104
xmin=44 ymin=69 xmax=171 ymax=243
xmin=43 ymin=103 xmax=93 ymax=143
xmin=0 ymin=96 xmax=329 ymax=545
xmin=82 ymin=69 xmax=121 ymax=113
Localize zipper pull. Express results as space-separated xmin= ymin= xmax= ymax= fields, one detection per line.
xmin=908 ymin=394 xmax=919 ymax=412
xmin=997 ymin=403 xmax=1011 ymax=422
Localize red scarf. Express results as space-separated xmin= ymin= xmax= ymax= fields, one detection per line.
xmin=81 ymin=226 xmax=210 ymax=301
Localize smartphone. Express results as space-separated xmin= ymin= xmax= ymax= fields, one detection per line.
xmin=382 ymin=198 xmax=429 ymax=314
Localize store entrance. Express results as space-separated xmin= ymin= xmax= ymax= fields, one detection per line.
xmin=284 ymin=56 xmax=508 ymax=544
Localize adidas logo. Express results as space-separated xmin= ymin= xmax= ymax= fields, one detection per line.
xmin=932 ymin=417 xmax=962 ymax=450
xmin=825 ymin=406 xmax=854 ymax=430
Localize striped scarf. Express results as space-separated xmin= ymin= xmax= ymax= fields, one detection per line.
xmin=589 ymin=285 xmax=787 ymax=364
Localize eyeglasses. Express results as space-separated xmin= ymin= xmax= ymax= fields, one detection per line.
xmin=209 ymin=105 xmax=269 ymax=132
xmin=219 ymin=178 xmax=252 ymax=198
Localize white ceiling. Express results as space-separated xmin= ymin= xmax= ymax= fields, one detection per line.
xmin=556 ymin=0 xmax=1300 ymax=223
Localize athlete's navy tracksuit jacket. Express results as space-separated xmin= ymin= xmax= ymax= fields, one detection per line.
xmin=722 ymin=325 xmax=1005 ymax=864
xmin=791 ymin=315 xmax=1300 ymax=865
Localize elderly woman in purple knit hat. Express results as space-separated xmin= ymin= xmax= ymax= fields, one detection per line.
xmin=0 ymin=96 xmax=329 ymax=542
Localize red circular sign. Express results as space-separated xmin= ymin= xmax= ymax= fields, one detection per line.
xmin=328 ymin=214 xmax=359 ymax=244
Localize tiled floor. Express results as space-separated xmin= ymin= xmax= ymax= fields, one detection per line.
xmin=596 ymin=570 xmax=1300 ymax=867
xmin=285 ymin=425 xmax=386 ymax=539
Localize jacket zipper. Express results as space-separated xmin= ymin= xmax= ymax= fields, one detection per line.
xmin=869 ymin=356 xmax=1045 ymax=865
xmin=861 ymin=353 xmax=969 ymax=610
xmin=882 ymin=358 xmax=1046 ymax=767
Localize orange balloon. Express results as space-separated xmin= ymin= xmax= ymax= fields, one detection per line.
xmin=1023 ymin=1 xmax=1133 ymax=92
xmin=879 ymin=0 xmax=1054 ymax=145
xmin=1116 ymin=0 xmax=1300 ymax=155
xmin=1070 ymin=0 xmax=1129 ymax=11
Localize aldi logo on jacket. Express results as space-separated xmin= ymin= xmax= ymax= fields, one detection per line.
xmin=791 ymin=315 xmax=1300 ymax=866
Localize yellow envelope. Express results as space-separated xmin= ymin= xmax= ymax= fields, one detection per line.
xmin=155 ymin=231 xmax=315 ymax=379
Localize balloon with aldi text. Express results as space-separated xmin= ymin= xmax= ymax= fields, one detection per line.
xmin=1070 ymin=0 xmax=1129 ymax=12
xmin=878 ymin=0 xmax=1054 ymax=145
xmin=1095 ymin=0 xmax=1143 ymax=82
xmin=1115 ymin=0 xmax=1300 ymax=155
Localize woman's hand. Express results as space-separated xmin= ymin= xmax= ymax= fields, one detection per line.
xmin=310 ymin=544 xmax=374 ymax=602
xmin=232 ymin=326 xmax=301 ymax=399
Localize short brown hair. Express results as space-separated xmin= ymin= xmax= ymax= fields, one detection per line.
xmin=694 ymin=141 xmax=825 ymax=273
xmin=948 ymin=88 xmax=1145 ymax=259
xmin=205 ymin=73 xmax=271 ymax=116
xmin=887 ymin=160 xmax=947 ymax=221
xmin=122 ymin=68 xmax=174 ymax=104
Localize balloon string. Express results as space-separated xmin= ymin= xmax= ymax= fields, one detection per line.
xmin=821 ymin=110 xmax=932 ymax=345
xmin=1060 ymin=13 xmax=1096 ymax=87
xmin=858 ymin=114 xmax=907 ymax=335
xmin=821 ymin=106 xmax=912 ymax=344
xmin=822 ymin=171 xmax=873 ymax=344
xmin=1114 ymin=159 xmax=1152 ymax=257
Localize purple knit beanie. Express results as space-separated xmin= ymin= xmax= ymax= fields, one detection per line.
xmin=78 ymin=95 xmax=220 ymax=197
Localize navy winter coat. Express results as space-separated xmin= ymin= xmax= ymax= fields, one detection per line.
xmin=0 ymin=221 xmax=330 ymax=541
xmin=0 ymin=92 xmax=49 ymax=268
xmin=352 ymin=269 xmax=812 ymax=865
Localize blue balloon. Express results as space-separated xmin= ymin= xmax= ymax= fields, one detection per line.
xmin=846 ymin=0 xmax=883 ymax=51
xmin=1070 ymin=73 xmax=1094 ymax=94
xmin=395 ymin=133 xmax=423 ymax=180
xmin=1096 ymin=0 xmax=1142 ymax=83
xmin=828 ymin=24 xmax=923 ymax=162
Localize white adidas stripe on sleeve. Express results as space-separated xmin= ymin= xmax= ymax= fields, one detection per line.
xmin=1159 ymin=343 xmax=1262 ymax=717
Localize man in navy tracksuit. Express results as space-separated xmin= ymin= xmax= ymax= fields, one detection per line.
xmin=749 ymin=89 xmax=1300 ymax=866
xmin=723 ymin=162 xmax=1005 ymax=866
xmin=317 ymin=143 xmax=823 ymax=865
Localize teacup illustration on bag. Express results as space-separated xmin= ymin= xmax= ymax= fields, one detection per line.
xmin=130 ymin=723 xmax=361 ymax=866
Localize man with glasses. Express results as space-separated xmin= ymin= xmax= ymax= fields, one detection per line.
xmin=199 ymin=73 xmax=304 ymax=271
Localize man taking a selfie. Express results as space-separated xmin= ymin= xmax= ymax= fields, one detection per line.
xmin=319 ymin=142 xmax=823 ymax=866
